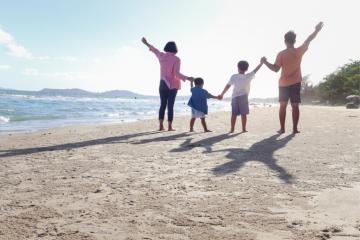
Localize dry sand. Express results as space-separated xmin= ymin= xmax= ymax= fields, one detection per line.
xmin=0 ymin=106 xmax=359 ymax=240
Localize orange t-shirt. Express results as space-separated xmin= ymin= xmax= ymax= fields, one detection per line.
xmin=275 ymin=44 xmax=308 ymax=87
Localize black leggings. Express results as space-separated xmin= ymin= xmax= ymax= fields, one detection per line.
xmin=159 ymin=80 xmax=178 ymax=122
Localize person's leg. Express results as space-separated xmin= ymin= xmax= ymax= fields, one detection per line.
xmin=239 ymin=95 xmax=249 ymax=133
xmin=200 ymin=118 xmax=211 ymax=132
xmin=158 ymin=82 xmax=169 ymax=131
xmin=290 ymin=82 xmax=301 ymax=134
xmin=278 ymin=86 xmax=290 ymax=133
xmin=241 ymin=115 xmax=247 ymax=132
xmin=158 ymin=119 xmax=165 ymax=131
xmin=167 ymin=89 xmax=178 ymax=131
xmin=279 ymin=102 xmax=288 ymax=133
xmin=291 ymin=103 xmax=300 ymax=133
xmin=230 ymin=97 xmax=239 ymax=133
xmin=230 ymin=115 xmax=237 ymax=133
xmin=190 ymin=118 xmax=196 ymax=132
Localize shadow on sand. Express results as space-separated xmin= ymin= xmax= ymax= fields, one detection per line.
xmin=212 ymin=134 xmax=295 ymax=184
xmin=169 ymin=132 xmax=294 ymax=183
xmin=129 ymin=132 xmax=190 ymax=145
xmin=1 ymin=129 xmax=295 ymax=184
xmin=0 ymin=131 xmax=159 ymax=158
xmin=170 ymin=133 xmax=242 ymax=153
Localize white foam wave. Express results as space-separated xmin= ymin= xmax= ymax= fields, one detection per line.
xmin=0 ymin=116 xmax=10 ymax=124
xmin=1 ymin=94 xmax=157 ymax=103
xmin=0 ymin=108 xmax=14 ymax=112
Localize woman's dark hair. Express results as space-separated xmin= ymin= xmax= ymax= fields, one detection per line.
xmin=237 ymin=61 xmax=249 ymax=71
xmin=284 ymin=31 xmax=296 ymax=44
xmin=194 ymin=78 xmax=204 ymax=86
xmin=164 ymin=41 xmax=178 ymax=54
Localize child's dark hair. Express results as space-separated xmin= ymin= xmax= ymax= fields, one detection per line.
xmin=194 ymin=78 xmax=204 ymax=86
xmin=284 ymin=31 xmax=296 ymax=44
xmin=237 ymin=61 xmax=249 ymax=71
xmin=164 ymin=41 xmax=178 ymax=54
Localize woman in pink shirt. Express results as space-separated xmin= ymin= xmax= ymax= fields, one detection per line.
xmin=142 ymin=37 xmax=193 ymax=131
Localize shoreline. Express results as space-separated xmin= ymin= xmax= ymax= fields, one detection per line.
xmin=0 ymin=97 xmax=231 ymax=135
xmin=0 ymin=104 xmax=349 ymax=136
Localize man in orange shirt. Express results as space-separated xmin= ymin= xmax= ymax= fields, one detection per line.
xmin=263 ymin=22 xmax=323 ymax=134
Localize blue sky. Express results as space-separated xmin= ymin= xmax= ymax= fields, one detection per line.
xmin=1 ymin=0 xmax=359 ymax=97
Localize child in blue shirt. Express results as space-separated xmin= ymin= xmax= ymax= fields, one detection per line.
xmin=188 ymin=78 xmax=220 ymax=132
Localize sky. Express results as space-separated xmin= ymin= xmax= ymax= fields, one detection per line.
xmin=0 ymin=0 xmax=359 ymax=98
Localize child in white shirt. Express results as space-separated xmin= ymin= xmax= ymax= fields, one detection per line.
xmin=220 ymin=58 xmax=265 ymax=133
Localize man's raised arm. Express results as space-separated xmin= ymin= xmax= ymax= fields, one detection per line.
xmin=303 ymin=22 xmax=324 ymax=48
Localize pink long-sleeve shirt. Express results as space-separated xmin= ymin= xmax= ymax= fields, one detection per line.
xmin=149 ymin=45 xmax=188 ymax=90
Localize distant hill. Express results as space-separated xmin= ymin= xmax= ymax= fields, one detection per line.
xmin=100 ymin=90 xmax=144 ymax=98
xmin=0 ymin=87 xmax=153 ymax=98
xmin=38 ymin=88 xmax=95 ymax=97
xmin=0 ymin=87 xmax=279 ymax=102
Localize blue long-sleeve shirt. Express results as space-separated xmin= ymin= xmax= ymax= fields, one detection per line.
xmin=187 ymin=87 xmax=211 ymax=114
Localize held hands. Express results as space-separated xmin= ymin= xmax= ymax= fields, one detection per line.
xmin=188 ymin=77 xmax=194 ymax=88
xmin=217 ymin=94 xmax=223 ymax=100
xmin=261 ymin=56 xmax=267 ymax=64
xmin=187 ymin=76 xmax=194 ymax=82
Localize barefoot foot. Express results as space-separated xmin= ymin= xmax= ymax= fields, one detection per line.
xmin=293 ymin=129 xmax=300 ymax=134
xmin=277 ymin=129 xmax=285 ymax=134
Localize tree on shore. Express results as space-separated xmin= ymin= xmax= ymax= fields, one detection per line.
xmin=317 ymin=60 xmax=360 ymax=104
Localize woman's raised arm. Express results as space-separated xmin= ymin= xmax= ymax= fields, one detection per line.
xmin=141 ymin=37 xmax=161 ymax=58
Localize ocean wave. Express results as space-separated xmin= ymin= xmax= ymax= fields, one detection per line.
xmin=0 ymin=108 xmax=15 ymax=112
xmin=0 ymin=94 xmax=157 ymax=103
xmin=0 ymin=96 xmax=233 ymax=133
xmin=103 ymin=113 xmax=122 ymax=118
xmin=9 ymin=115 xmax=63 ymax=122
xmin=0 ymin=116 xmax=10 ymax=124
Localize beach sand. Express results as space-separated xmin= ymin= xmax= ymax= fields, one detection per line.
xmin=0 ymin=106 xmax=359 ymax=240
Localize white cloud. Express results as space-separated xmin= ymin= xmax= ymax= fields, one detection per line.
xmin=23 ymin=68 xmax=92 ymax=80
xmin=0 ymin=27 xmax=77 ymax=62
xmin=0 ymin=64 xmax=11 ymax=69
xmin=91 ymin=57 xmax=103 ymax=64
xmin=0 ymin=28 xmax=33 ymax=59
xmin=0 ymin=28 xmax=13 ymax=43
xmin=6 ymin=42 xmax=32 ymax=58
xmin=55 ymin=56 xmax=78 ymax=62
xmin=23 ymin=68 xmax=39 ymax=75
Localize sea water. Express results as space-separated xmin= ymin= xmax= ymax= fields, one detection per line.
xmin=0 ymin=94 xmax=235 ymax=133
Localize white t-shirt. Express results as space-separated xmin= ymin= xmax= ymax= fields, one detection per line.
xmin=227 ymin=72 xmax=255 ymax=98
